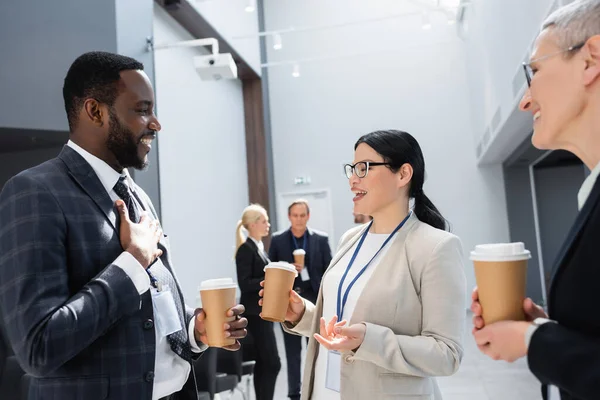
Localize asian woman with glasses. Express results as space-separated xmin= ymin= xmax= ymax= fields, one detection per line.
xmin=259 ymin=129 xmax=466 ymax=400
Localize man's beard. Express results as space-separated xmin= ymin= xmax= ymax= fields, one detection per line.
xmin=106 ymin=108 xmax=148 ymax=170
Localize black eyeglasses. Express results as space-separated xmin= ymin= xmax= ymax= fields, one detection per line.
xmin=343 ymin=161 xmax=390 ymax=179
xmin=522 ymin=42 xmax=585 ymax=87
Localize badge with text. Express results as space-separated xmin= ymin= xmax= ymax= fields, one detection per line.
xmin=325 ymin=350 xmax=341 ymax=392
xmin=151 ymin=286 xmax=182 ymax=337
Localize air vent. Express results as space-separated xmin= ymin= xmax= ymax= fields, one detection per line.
xmin=483 ymin=127 xmax=491 ymax=147
xmin=491 ymin=107 xmax=502 ymax=132
xmin=512 ymin=64 xmax=526 ymax=98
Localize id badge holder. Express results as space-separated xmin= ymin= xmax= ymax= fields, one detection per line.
xmin=325 ymin=350 xmax=341 ymax=392
xmin=151 ymin=285 xmax=183 ymax=337
xmin=300 ymin=268 xmax=310 ymax=281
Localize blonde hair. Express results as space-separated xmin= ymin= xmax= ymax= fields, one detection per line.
xmin=235 ymin=204 xmax=268 ymax=256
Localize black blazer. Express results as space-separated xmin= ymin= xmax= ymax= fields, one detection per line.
xmin=268 ymin=228 xmax=332 ymax=294
xmin=236 ymin=239 xmax=270 ymax=316
xmin=528 ymin=176 xmax=600 ymax=400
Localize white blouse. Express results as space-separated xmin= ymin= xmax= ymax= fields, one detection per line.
xmin=311 ymin=232 xmax=391 ymax=400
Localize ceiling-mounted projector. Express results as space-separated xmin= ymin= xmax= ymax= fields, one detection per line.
xmin=193 ymin=53 xmax=238 ymax=81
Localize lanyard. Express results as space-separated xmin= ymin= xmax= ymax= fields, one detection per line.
xmin=147 ymin=269 xmax=162 ymax=291
xmin=292 ymin=230 xmax=308 ymax=251
xmin=336 ymin=212 xmax=411 ymax=321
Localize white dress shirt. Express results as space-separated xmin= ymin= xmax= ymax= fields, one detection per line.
xmin=312 ymin=232 xmax=391 ymax=400
xmin=525 ymin=162 xmax=600 ymax=400
xmin=67 ymin=141 xmax=201 ymax=399
xmin=578 ymin=162 xmax=600 ymax=210
xmin=248 ymin=236 xmax=265 ymax=253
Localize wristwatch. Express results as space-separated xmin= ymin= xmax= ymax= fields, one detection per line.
xmin=532 ymin=317 xmax=555 ymax=327
xmin=525 ymin=318 xmax=556 ymax=349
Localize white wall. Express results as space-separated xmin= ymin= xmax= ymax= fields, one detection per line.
xmin=191 ymin=0 xmax=261 ymax=76
xmin=463 ymin=0 xmax=566 ymax=163
xmin=263 ymin=0 xmax=510 ymax=301
xmin=153 ymin=5 xmax=249 ymax=305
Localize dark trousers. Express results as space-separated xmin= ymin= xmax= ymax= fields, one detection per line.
xmin=282 ymin=289 xmax=315 ymax=399
xmin=246 ymin=315 xmax=281 ymax=400
xmin=281 ymin=327 xmax=309 ymax=399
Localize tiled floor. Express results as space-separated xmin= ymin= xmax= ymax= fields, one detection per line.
xmin=223 ymin=311 xmax=542 ymax=400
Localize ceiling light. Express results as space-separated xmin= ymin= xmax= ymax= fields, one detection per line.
xmin=422 ymin=12 xmax=432 ymax=30
xmin=273 ymin=33 xmax=283 ymax=50
xmin=245 ymin=0 xmax=256 ymax=13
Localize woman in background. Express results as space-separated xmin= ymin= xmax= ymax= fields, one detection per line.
xmin=235 ymin=204 xmax=281 ymax=400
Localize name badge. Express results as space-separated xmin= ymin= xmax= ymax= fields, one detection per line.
xmin=325 ymin=350 xmax=341 ymax=392
xmin=300 ymin=267 xmax=310 ymax=282
xmin=151 ymin=286 xmax=183 ymax=337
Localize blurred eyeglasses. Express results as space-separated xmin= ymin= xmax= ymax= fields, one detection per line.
xmin=344 ymin=161 xmax=390 ymax=179
xmin=522 ymin=42 xmax=585 ymax=87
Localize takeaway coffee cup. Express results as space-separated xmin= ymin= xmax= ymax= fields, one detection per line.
xmin=470 ymin=242 xmax=531 ymax=324
xmin=261 ymin=262 xmax=298 ymax=322
xmin=293 ymin=249 xmax=306 ymax=266
xmin=199 ymin=278 xmax=237 ymax=347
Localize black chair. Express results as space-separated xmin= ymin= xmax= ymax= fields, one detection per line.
xmin=215 ymin=348 xmax=241 ymax=398
xmin=240 ymin=333 xmax=256 ymax=398
xmin=192 ymin=348 xmax=218 ymax=399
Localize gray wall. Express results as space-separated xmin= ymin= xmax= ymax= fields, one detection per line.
xmin=504 ymin=166 xmax=544 ymax=305
xmin=534 ymin=164 xmax=585 ymax=291
xmin=0 ymin=0 xmax=118 ymax=132
xmin=0 ymin=0 xmax=161 ymax=213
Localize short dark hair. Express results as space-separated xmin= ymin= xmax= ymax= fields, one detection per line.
xmin=288 ymin=199 xmax=310 ymax=215
xmin=62 ymin=51 xmax=144 ymax=131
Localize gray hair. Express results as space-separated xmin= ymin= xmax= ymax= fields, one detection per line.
xmin=542 ymin=0 xmax=600 ymax=50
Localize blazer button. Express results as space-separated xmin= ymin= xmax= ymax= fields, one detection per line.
xmin=145 ymin=371 xmax=155 ymax=382
xmin=143 ymin=319 xmax=154 ymax=330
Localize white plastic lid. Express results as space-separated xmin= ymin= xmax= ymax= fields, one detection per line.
xmin=199 ymin=278 xmax=237 ymax=290
xmin=292 ymin=249 xmax=306 ymax=255
xmin=264 ymin=262 xmax=298 ymax=277
xmin=470 ymin=242 xmax=531 ymax=262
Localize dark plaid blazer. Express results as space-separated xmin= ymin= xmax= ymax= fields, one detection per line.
xmin=0 ymin=145 xmax=195 ymax=400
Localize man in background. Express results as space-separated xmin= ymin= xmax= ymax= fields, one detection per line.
xmin=268 ymin=199 xmax=332 ymax=400
xmin=353 ymin=212 xmax=372 ymax=224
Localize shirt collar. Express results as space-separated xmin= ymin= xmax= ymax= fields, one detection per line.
xmin=248 ymin=236 xmax=264 ymax=251
xmin=578 ymin=162 xmax=600 ymax=210
xmin=67 ymin=140 xmax=132 ymax=195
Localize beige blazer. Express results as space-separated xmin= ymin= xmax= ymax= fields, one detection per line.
xmin=283 ymin=213 xmax=467 ymax=400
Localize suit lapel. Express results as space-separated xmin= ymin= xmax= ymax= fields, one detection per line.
xmin=247 ymin=239 xmax=269 ymax=264
xmin=326 ymin=224 xmax=369 ymax=273
xmin=58 ymin=146 xmax=117 ymax=232
xmin=549 ymin=177 xmax=600 ymax=288
xmin=308 ymin=229 xmax=317 ymax=269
